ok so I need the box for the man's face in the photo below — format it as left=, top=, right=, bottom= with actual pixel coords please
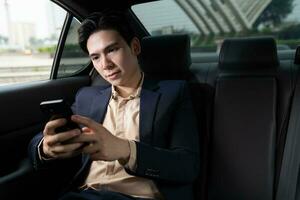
left=87, top=30, right=141, bottom=87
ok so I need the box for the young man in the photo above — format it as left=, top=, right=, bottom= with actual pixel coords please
left=29, top=11, right=199, bottom=200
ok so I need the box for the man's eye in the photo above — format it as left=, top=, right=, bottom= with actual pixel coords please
left=108, top=47, right=118, bottom=53
left=91, top=56, right=99, bottom=61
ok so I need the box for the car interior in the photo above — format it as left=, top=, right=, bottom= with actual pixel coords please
left=0, top=0, right=300, bottom=200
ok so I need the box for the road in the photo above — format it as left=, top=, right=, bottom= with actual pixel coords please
left=0, top=53, right=52, bottom=85
left=0, top=53, right=53, bottom=68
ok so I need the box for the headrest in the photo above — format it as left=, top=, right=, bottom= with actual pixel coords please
left=219, top=37, right=279, bottom=70
left=139, top=34, right=191, bottom=80
left=295, top=45, right=300, bottom=64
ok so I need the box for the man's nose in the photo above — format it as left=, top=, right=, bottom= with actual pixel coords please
left=101, top=55, right=113, bottom=69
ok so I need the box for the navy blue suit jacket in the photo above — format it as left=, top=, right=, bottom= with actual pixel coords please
left=29, top=77, right=200, bottom=200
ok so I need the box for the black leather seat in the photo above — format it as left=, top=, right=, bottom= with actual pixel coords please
left=139, top=34, right=191, bottom=80
left=205, top=37, right=296, bottom=200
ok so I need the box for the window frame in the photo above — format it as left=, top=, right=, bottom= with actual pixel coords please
left=51, top=13, right=92, bottom=79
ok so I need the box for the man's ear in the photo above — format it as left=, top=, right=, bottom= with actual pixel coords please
left=130, top=37, right=141, bottom=55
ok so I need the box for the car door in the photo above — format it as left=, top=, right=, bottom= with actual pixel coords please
left=0, top=1, right=91, bottom=199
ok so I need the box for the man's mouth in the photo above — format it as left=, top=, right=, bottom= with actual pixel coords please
left=106, top=70, right=121, bottom=79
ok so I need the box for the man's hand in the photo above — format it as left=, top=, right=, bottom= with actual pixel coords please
left=70, top=115, right=130, bottom=163
left=42, top=118, right=83, bottom=159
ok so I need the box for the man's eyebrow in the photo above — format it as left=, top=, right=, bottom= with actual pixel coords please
left=89, top=53, right=98, bottom=57
left=103, top=42, right=119, bottom=51
left=89, top=42, right=119, bottom=57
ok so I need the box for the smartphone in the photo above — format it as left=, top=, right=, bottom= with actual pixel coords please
left=40, top=99, right=80, bottom=133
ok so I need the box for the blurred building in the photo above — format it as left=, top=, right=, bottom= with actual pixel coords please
left=3, top=0, right=12, bottom=45
left=46, top=1, right=66, bottom=40
left=175, top=0, right=272, bottom=35
left=11, top=22, right=35, bottom=50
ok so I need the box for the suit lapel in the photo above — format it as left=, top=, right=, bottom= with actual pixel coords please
left=71, top=87, right=111, bottom=187
left=87, top=79, right=161, bottom=143
left=140, top=78, right=160, bottom=144
left=89, top=86, right=111, bottom=123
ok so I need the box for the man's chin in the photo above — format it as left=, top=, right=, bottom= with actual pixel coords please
left=107, top=79, right=123, bottom=86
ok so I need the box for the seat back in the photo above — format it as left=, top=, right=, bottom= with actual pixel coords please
left=207, top=37, right=280, bottom=200
left=139, top=34, right=191, bottom=80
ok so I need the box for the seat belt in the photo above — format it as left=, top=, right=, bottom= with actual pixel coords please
left=276, top=65, right=300, bottom=200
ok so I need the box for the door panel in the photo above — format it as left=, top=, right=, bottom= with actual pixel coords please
left=0, top=76, right=90, bottom=176
left=0, top=1, right=92, bottom=199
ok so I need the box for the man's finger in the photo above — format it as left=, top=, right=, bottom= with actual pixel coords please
left=44, top=118, right=67, bottom=135
left=69, top=134, right=95, bottom=144
left=55, top=150, right=82, bottom=159
left=47, top=129, right=81, bottom=145
left=71, top=115, right=97, bottom=129
left=51, top=142, right=84, bottom=154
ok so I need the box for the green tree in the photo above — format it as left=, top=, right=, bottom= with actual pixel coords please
left=278, top=24, right=300, bottom=39
left=254, top=0, right=294, bottom=27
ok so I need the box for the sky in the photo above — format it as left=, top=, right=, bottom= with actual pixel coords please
left=287, top=0, right=300, bottom=21
left=0, top=0, right=65, bottom=39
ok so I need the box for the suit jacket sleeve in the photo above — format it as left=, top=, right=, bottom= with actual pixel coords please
left=127, top=82, right=200, bottom=184
left=28, top=89, right=84, bottom=171
left=28, top=132, right=47, bottom=170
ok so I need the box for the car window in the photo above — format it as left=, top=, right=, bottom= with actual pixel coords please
left=57, top=17, right=90, bottom=78
left=132, top=0, right=300, bottom=53
left=0, top=0, right=66, bottom=86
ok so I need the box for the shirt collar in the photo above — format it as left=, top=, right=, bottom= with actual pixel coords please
left=111, top=72, right=144, bottom=100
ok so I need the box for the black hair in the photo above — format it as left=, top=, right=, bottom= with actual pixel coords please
left=78, top=10, right=135, bottom=53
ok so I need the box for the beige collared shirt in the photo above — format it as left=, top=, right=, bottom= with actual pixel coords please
left=83, top=74, right=162, bottom=199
